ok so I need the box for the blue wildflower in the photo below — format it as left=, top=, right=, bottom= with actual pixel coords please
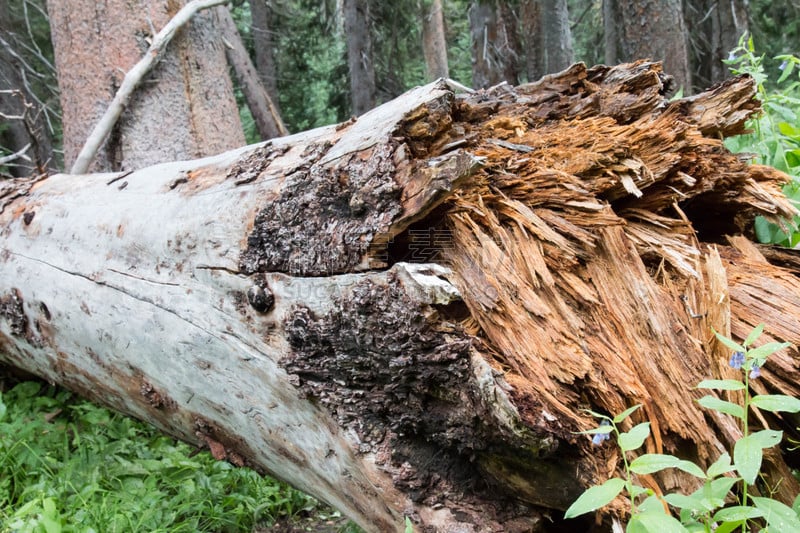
left=779, top=60, right=789, bottom=71
left=728, top=51, right=737, bottom=61
left=749, top=362, right=761, bottom=380
left=729, top=351, right=745, bottom=369
left=592, top=420, right=611, bottom=446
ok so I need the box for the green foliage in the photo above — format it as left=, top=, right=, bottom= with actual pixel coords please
left=749, top=0, right=800, bottom=82
left=565, top=324, right=798, bottom=532
left=568, top=0, right=604, bottom=69
left=0, top=381, right=351, bottom=532
left=723, top=36, right=800, bottom=246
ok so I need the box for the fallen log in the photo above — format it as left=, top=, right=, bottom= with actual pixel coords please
left=2, top=61, right=799, bottom=532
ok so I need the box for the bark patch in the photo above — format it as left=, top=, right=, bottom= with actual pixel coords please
left=0, top=288, right=29, bottom=339
left=280, top=274, right=533, bottom=511
left=240, top=142, right=403, bottom=276
left=282, top=274, right=474, bottom=444
left=226, top=143, right=289, bottom=186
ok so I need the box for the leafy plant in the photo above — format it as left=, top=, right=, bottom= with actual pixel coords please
left=724, top=35, right=800, bottom=246
left=0, top=381, right=356, bottom=532
left=565, top=324, right=800, bottom=532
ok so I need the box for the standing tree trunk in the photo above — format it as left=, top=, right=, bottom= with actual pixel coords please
left=685, top=0, right=749, bottom=90
left=0, top=0, right=55, bottom=176
left=46, top=0, right=245, bottom=172
left=216, top=6, right=286, bottom=139
left=603, top=0, right=619, bottom=65
left=604, top=0, right=692, bottom=93
left=468, top=0, right=521, bottom=88
left=421, top=0, right=449, bottom=80
left=710, top=0, right=748, bottom=83
left=3, top=65, right=800, bottom=531
left=250, top=0, right=281, bottom=115
left=521, top=0, right=574, bottom=82
left=342, top=0, right=376, bottom=116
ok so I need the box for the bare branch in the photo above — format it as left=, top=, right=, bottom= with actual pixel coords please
left=70, top=0, right=228, bottom=175
left=0, top=34, right=46, bottom=80
left=0, top=143, right=32, bottom=166
left=22, top=0, right=57, bottom=74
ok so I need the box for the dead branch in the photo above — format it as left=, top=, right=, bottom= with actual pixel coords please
left=0, top=143, right=32, bottom=167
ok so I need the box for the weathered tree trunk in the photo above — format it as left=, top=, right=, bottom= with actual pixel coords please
left=605, top=0, right=692, bottom=93
left=216, top=6, right=287, bottom=139
left=342, top=0, right=376, bottom=115
left=521, top=0, right=574, bottom=82
left=468, top=0, right=521, bottom=88
left=250, top=0, right=281, bottom=115
left=685, top=0, right=750, bottom=89
left=47, top=0, right=245, bottom=172
left=421, top=0, right=449, bottom=80
left=3, top=63, right=800, bottom=531
left=603, top=0, right=618, bottom=66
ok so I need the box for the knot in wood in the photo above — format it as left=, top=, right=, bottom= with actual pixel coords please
left=246, top=283, right=274, bottom=313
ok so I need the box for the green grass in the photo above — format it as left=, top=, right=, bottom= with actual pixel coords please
left=0, top=380, right=356, bottom=533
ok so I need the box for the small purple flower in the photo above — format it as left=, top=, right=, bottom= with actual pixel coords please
left=729, top=351, right=745, bottom=369
left=728, top=51, right=738, bottom=61
left=749, top=362, right=761, bottom=380
left=592, top=420, right=612, bottom=446
left=779, top=60, right=789, bottom=71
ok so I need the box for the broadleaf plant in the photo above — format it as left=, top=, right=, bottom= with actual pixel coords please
left=565, top=324, right=798, bottom=532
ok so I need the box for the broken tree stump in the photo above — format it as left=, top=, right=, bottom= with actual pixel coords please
left=2, top=61, right=799, bottom=531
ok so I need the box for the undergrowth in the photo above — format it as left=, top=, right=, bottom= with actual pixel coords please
left=566, top=325, right=800, bottom=532
left=724, top=35, right=800, bottom=246
left=0, top=380, right=357, bottom=533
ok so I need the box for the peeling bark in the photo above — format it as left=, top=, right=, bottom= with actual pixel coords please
left=2, top=64, right=800, bottom=531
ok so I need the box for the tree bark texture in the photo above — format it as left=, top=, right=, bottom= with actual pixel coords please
left=343, top=0, right=377, bottom=116
left=521, top=0, right=574, bottom=82
left=3, top=63, right=800, bottom=531
left=250, top=0, right=281, bottom=115
left=603, top=0, right=618, bottom=65
left=216, top=6, right=287, bottom=140
left=605, top=0, right=693, bottom=93
left=421, top=0, right=449, bottom=80
left=46, top=0, right=245, bottom=172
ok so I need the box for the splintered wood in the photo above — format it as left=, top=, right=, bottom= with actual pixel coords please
left=430, top=62, right=800, bottom=502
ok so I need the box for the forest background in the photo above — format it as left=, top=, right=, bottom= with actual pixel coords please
left=2, top=0, right=799, bottom=172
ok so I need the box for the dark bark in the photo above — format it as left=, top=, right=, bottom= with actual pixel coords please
left=250, top=0, right=280, bottom=114
left=603, top=0, right=618, bottom=64
left=521, top=0, right=574, bottom=82
left=605, top=0, right=692, bottom=93
left=216, top=6, right=286, bottom=139
left=685, top=0, right=749, bottom=90
left=421, top=0, right=449, bottom=80
left=343, top=0, right=377, bottom=116
left=468, top=0, right=522, bottom=88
